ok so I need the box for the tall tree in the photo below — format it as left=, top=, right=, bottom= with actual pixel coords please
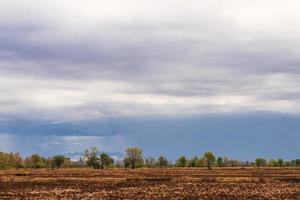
left=189, top=156, right=199, bottom=167
left=100, top=153, right=114, bottom=169
left=158, top=155, right=168, bottom=168
left=51, top=155, right=66, bottom=169
left=176, top=156, right=187, bottom=167
left=277, top=159, right=283, bottom=167
left=125, top=147, right=143, bottom=169
left=255, top=158, right=266, bottom=168
left=84, top=147, right=100, bottom=169
left=217, top=157, right=223, bottom=167
left=203, top=152, right=216, bottom=170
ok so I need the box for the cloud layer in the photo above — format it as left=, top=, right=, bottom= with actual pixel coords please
left=1, top=114, right=300, bottom=160
left=1, top=0, right=300, bottom=121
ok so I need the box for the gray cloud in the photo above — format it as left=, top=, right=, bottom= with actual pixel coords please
left=1, top=0, right=300, bottom=121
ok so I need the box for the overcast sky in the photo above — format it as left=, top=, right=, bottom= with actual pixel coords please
left=0, top=1, right=300, bottom=159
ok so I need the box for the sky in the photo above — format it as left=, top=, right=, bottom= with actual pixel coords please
left=0, top=0, right=300, bottom=161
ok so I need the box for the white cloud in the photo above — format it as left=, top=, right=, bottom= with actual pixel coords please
left=0, top=0, right=300, bottom=120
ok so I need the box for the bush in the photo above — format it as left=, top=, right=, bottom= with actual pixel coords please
left=24, top=154, right=46, bottom=168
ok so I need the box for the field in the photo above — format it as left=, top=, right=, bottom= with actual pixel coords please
left=0, top=168, right=300, bottom=200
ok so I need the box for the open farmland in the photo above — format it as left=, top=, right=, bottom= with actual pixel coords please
left=0, top=168, right=300, bottom=199
left=0, top=168, right=300, bottom=200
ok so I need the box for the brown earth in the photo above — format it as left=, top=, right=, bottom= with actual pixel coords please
left=0, top=168, right=300, bottom=199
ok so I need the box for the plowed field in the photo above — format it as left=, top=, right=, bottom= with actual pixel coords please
left=0, top=168, right=300, bottom=199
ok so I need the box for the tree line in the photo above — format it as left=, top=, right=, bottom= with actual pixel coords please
left=1, top=147, right=300, bottom=169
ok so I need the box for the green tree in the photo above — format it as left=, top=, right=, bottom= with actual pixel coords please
left=203, top=152, right=216, bottom=170
left=189, top=156, right=199, bottom=167
left=255, top=158, right=266, bottom=168
left=84, top=147, right=100, bottom=169
left=24, top=154, right=46, bottom=168
left=51, top=155, right=66, bottom=168
left=158, top=155, right=168, bottom=168
left=123, top=157, right=131, bottom=168
left=277, top=159, right=283, bottom=167
left=125, top=147, right=143, bottom=169
left=100, top=153, right=114, bottom=169
left=0, top=152, right=23, bottom=168
left=267, top=159, right=278, bottom=167
left=176, top=156, right=187, bottom=167
left=217, top=157, right=223, bottom=167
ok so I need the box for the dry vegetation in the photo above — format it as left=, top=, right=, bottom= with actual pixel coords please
left=0, top=168, right=300, bottom=200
